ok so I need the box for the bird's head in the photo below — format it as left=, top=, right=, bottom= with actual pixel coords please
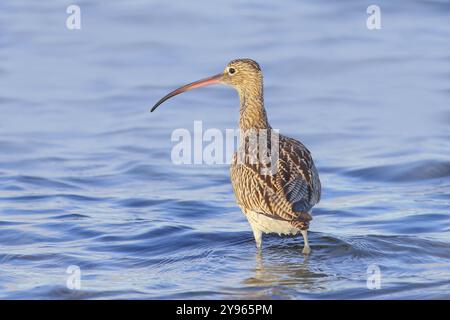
left=220, top=59, right=262, bottom=89
left=151, top=59, right=262, bottom=112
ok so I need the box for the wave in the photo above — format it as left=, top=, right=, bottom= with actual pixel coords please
left=344, top=160, right=450, bottom=182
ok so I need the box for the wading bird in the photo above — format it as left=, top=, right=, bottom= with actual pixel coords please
left=151, top=59, right=321, bottom=254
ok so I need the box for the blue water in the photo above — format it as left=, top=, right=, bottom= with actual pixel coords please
left=0, top=0, right=449, bottom=299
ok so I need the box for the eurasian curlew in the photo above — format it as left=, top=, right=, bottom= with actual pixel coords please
left=151, top=59, right=321, bottom=254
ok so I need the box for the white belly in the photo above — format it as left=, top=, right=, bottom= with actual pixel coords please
left=245, top=210, right=300, bottom=236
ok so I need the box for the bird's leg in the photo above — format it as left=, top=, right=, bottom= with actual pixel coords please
left=300, top=229, right=311, bottom=255
left=250, top=225, right=262, bottom=249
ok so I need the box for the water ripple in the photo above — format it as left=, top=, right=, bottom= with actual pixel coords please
left=0, top=0, right=449, bottom=300
left=345, top=160, right=450, bottom=182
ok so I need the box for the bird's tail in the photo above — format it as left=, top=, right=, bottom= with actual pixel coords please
left=290, top=212, right=312, bottom=230
left=290, top=220, right=309, bottom=230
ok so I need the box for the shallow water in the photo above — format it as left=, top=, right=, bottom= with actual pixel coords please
left=0, top=0, right=449, bottom=299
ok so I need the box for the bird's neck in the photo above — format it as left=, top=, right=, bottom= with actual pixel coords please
left=238, top=86, right=271, bottom=132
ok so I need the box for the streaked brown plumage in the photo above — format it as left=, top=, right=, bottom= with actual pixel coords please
left=151, top=58, right=321, bottom=254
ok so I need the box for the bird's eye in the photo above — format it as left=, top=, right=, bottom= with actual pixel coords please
left=228, top=68, right=236, bottom=75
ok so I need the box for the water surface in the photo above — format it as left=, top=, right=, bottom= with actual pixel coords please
left=0, top=0, right=449, bottom=299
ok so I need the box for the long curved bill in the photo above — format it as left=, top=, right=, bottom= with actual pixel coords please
left=151, top=73, right=223, bottom=112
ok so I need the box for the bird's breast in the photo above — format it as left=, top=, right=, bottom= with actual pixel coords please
left=245, top=210, right=300, bottom=236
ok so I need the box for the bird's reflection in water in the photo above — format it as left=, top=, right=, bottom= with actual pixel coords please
left=242, top=243, right=329, bottom=298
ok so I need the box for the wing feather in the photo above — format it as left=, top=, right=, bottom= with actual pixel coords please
left=230, top=134, right=321, bottom=223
